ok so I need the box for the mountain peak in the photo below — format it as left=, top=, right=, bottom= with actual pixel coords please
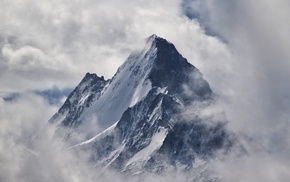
left=143, top=35, right=211, bottom=97
left=143, top=35, right=185, bottom=67
left=48, top=35, right=232, bottom=176
left=146, top=34, right=159, bottom=42
left=51, top=34, right=212, bottom=140
left=146, top=34, right=173, bottom=48
left=84, top=72, right=105, bottom=81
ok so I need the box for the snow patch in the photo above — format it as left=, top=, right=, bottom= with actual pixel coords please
left=102, top=144, right=125, bottom=168
left=78, top=94, right=90, bottom=106
left=79, top=40, right=157, bottom=135
left=148, top=98, right=163, bottom=123
left=129, top=79, right=152, bottom=107
left=156, top=87, right=168, bottom=95
left=126, top=127, right=168, bottom=166
left=73, top=122, right=118, bottom=147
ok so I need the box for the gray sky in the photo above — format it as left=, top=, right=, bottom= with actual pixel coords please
left=0, top=0, right=290, bottom=181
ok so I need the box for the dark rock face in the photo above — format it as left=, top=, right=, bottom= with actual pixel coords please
left=149, top=35, right=212, bottom=100
left=85, top=88, right=232, bottom=173
left=50, top=35, right=234, bottom=175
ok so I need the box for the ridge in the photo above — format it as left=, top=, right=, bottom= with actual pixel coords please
left=48, top=35, right=235, bottom=176
left=50, top=35, right=213, bottom=137
left=49, top=72, right=108, bottom=127
left=50, top=35, right=219, bottom=163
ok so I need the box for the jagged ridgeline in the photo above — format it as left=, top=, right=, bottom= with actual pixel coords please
left=49, top=35, right=234, bottom=175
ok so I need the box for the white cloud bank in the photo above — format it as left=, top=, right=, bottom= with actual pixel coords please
left=0, top=0, right=290, bottom=181
left=0, top=0, right=230, bottom=92
left=183, top=0, right=290, bottom=181
left=187, top=0, right=290, bottom=152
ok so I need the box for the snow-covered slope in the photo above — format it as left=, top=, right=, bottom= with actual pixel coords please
left=50, top=34, right=234, bottom=175
left=51, top=35, right=160, bottom=138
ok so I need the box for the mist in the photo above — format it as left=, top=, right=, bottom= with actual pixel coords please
left=1, top=0, right=290, bottom=181
left=182, top=0, right=290, bottom=181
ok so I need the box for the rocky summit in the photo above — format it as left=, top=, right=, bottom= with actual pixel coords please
left=50, top=35, right=235, bottom=177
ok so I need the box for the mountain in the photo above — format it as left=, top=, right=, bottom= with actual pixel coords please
left=50, top=34, right=235, bottom=176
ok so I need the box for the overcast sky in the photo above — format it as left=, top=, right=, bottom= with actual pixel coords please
left=1, top=0, right=290, bottom=181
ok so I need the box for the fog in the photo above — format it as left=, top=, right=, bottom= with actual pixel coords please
left=1, top=0, right=290, bottom=181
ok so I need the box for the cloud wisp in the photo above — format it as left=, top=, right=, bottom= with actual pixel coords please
left=0, top=0, right=230, bottom=93
left=182, top=1, right=290, bottom=181
left=1, top=0, right=290, bottom=181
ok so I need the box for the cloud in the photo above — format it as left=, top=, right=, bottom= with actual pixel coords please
left=207, top=138, right=290, bottom=182
left=191, top=0, right=290, bottom=147
left=0, top=93, right=215, bottom=182
left=0, top=1, right=234, bottom=180
left=0, top=93, right=105, bottom=182
left=1, top=0, right=290, bottom=181
left=181, top=0, right=290, bottom=181
left=0, top=0, right=231, bottom=93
